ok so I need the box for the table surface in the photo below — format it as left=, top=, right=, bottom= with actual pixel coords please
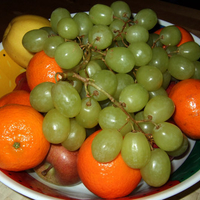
left=1, top=0, right=200, bottom=199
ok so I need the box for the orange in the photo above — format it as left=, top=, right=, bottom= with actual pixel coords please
left=77, top=130, right=141, bottom=198
left=0, top=90, right=31, bottom=107
left=169, top=79, right=200, bottom=139
left=26, top=50, right=63, bottom=90
left=154, top=25, right=194, bottom=46
left=0, top=104, right=50, bottom=171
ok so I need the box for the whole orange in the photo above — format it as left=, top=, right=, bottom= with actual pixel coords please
left=26, top=50, right=63, bottom=90
left=169, top=79, right=200, bottom=139
left=0, top=90, right=31, bottom=107
left=0, top=104, right=50, bottom=171
left=154, top=25, right=194, bottom=46
left=77, top=130, right=141, bottom=198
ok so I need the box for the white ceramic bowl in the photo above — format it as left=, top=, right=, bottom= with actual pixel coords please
left=0, top=17, right=200, bottom=200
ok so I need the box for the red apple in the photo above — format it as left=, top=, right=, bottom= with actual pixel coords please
left=166, top=81, right=177, bottom=95
left=34, top=144, right=81, bottom=186
left=14, top=72, right=31, bottom=92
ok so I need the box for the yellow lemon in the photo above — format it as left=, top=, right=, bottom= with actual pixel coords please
left=2, top=15, right=50, bottom=69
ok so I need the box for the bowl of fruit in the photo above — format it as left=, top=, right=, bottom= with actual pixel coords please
left=1, top=1, right=200, bottom=200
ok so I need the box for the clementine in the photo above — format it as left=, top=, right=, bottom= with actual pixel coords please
left=0, top=104, right=50, bottom=171
left=0, top=90, right=31, bottom=107
left=77, top=130, right=141, bottom=198
left=26, top=50, right=63, bottom=90
left=154, top=25, right=194, bottom=46
left=169, top=79, right=200, bottom=139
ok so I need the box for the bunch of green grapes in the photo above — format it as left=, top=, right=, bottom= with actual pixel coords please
left=22, top=1, right=200, bottom=188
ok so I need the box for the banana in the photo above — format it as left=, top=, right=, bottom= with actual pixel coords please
left=2, top=15, right=50, bottom=69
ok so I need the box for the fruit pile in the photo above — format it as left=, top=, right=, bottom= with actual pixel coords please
left=1, top=1, right=200, bottom=199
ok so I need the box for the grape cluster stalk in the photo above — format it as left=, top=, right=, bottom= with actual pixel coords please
left=23, top=1, right=200, bottom=188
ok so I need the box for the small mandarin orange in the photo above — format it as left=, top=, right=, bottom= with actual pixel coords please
left=77, top=129, right=141, bottom=198
left=169, top=79, right=200, bottom=139
left=26, top=50, right=63, bottom=90
left=0, top=104, right=50, bottom=171
left=0, top=90, right=31, bottom=107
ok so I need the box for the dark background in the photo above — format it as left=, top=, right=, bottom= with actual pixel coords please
left=0, top=0, right=200, bottom=41
left=1, top=0, right=200, bottom=40
left=162, top=0, right=200, bottom=10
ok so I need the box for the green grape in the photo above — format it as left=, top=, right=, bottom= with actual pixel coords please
left=50, top=7, right=71, bottom=33
left=57, top=17, right=79, bottom=39
left=191, top=61, right=200, bottom=79
left=79, top=84, right=87, bottom=99
left=110, top=1, right=131, bottom=21
left=85, top=61, right=102, bottom=77
left=148, top=46, right=169, bottom=73
left=93, top=59, right=107, bottom=69
left=43, top=35, right=64, bottom=58
left=51, top=81, right=82, bottom=118
left=67, top=77, right=83, bottom=93
left=128, top=42, right=152, bottom=66
left=54, top=41, right=83, bottom=69
left=168, top=55, right=195, bottom=80
left=110, top=39, right=128, bottom=48
left=109, top=19, right=129, bottom=40
left=91, top=50, right=104, bottom=60
left=79, top=70, right=87, bottom=79
left=148, top=87, right=168, bottom=99
left=121, top=132, right=151, bottom=169
left=61, top=118, right=86, bottom=151
left=73, top=12, right=93, bottom=36
left=22, top=29, right=48, bottom=53
left=105, top=47, right=135, bottom=73
left=165, top=46, right=178, bottom=57
left=152, top=122, right=183, bottom=151
left=147, top=33, right=163, bottom=48
left=136, top=65, right=163, bottom=91
left=125, top=24, right=149, bottom=43
left=98, top=106, right=133, bottom=136
left=91, top=128, right=123, bottom=163
left=88, top=70, right=118, bottom=101
left=134, top=111, right=155, bottom=134
left=88, top=24, right=113, bottom=50
left=75, top=97, right=102, bottom=128
left=98, top=98, right=112, bottom=109
left=40, top=26, right=57, bottom=36
left=79, top=60, right=102, bottom=78
left=134, top=8, right=157, bottom=30
left=42, top=108, right=70, bottom=144
left=166, top=135, right=189, bottom=157
left=89, top=4, right=114, bottom=25
left=177, top=41, right=200, bottom=61
left=119, top=83, right=149, bottom=113
left=160, top=25, right=181, bottom=46
left=143, top=95, right=175, bottom=123
left=81, top=34, right=89, bottom=45
left=140, top=148, right=171, bottom=187
left=30, top=82, right=54, bottom=113
left=113, top=73, right=134, bottom=100
left=162, top=70, right=172, bottom=89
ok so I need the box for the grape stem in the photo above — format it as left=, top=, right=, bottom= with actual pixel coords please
left=56, top=71, right=152, bottom=140
left=76, top=73, right=134, bottom=118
